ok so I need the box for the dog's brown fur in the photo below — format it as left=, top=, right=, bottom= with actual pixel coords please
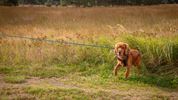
left=113, top=42, right=141, bottom=78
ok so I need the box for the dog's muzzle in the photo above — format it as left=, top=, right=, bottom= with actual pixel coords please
left=116, top=53, right=124, bottom=61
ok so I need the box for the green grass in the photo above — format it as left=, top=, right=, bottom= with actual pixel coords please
left=0, top=63, right=177, bottom=88
left=4, top=75, right=26, bottom=84
left=0, top=64, right=67, bottom=78
left=25, top=85, right=90, bottom=100
left=0, top=86, right=35, bottom=100
left=0, top=63, right=177, bottom=99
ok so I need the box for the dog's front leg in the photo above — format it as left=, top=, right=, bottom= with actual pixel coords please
left=113, top=62, right=122, bottom=76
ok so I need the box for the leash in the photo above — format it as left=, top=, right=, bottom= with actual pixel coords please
left=0, top=33, right=114, bottom=50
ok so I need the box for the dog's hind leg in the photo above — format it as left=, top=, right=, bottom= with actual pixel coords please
left=136, top=62, right=141, bottom=76
left=125, top=67, right=131, bottom=79
left=135, top=55, right=141, bottom=76
left=125, top=54, right=132, bottom=79
left=113, top=62, right=122, bottom=76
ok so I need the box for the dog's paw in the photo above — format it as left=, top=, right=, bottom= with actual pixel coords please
left=112, top=71, right=117, bottom=76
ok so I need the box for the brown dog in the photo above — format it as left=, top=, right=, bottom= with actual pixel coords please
left=113, top=42, right=141, bottom=78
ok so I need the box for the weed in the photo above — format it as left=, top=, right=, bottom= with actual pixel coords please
left=4, top=75, right=26, bottom=84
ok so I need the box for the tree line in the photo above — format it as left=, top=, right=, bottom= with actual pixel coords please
left=1, top=0, right=178, bottom=6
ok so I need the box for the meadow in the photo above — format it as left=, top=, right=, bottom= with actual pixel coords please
left=0, top=4, right=178, bottom=99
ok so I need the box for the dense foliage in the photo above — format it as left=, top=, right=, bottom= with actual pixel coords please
left=0, top=0, right=178, bottom=6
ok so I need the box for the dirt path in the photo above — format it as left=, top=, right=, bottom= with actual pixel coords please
left=25, top=77, right=178, bottom=99
left=0, top=74, right=178, bottom=99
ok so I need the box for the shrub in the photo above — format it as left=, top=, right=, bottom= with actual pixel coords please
left=122, top=34, right=178, bottom=67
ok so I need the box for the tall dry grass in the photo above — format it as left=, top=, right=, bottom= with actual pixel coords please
left=0, top=5, right=178, bottom=36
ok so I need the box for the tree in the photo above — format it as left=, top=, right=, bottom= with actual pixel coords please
left=3, top=0, right=19, bottom=6
left=1, top=0, right=178, bottom=6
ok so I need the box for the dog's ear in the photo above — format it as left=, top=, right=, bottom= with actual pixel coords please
left=114, top=44, right=118, bottom=54
left=123, top=43, right=130, bottom=55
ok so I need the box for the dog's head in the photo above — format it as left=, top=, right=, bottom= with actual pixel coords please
left=114, top=42, right=130, bottom=60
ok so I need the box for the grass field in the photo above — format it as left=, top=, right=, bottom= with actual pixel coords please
left=0, top=5, right=178, bottom=99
